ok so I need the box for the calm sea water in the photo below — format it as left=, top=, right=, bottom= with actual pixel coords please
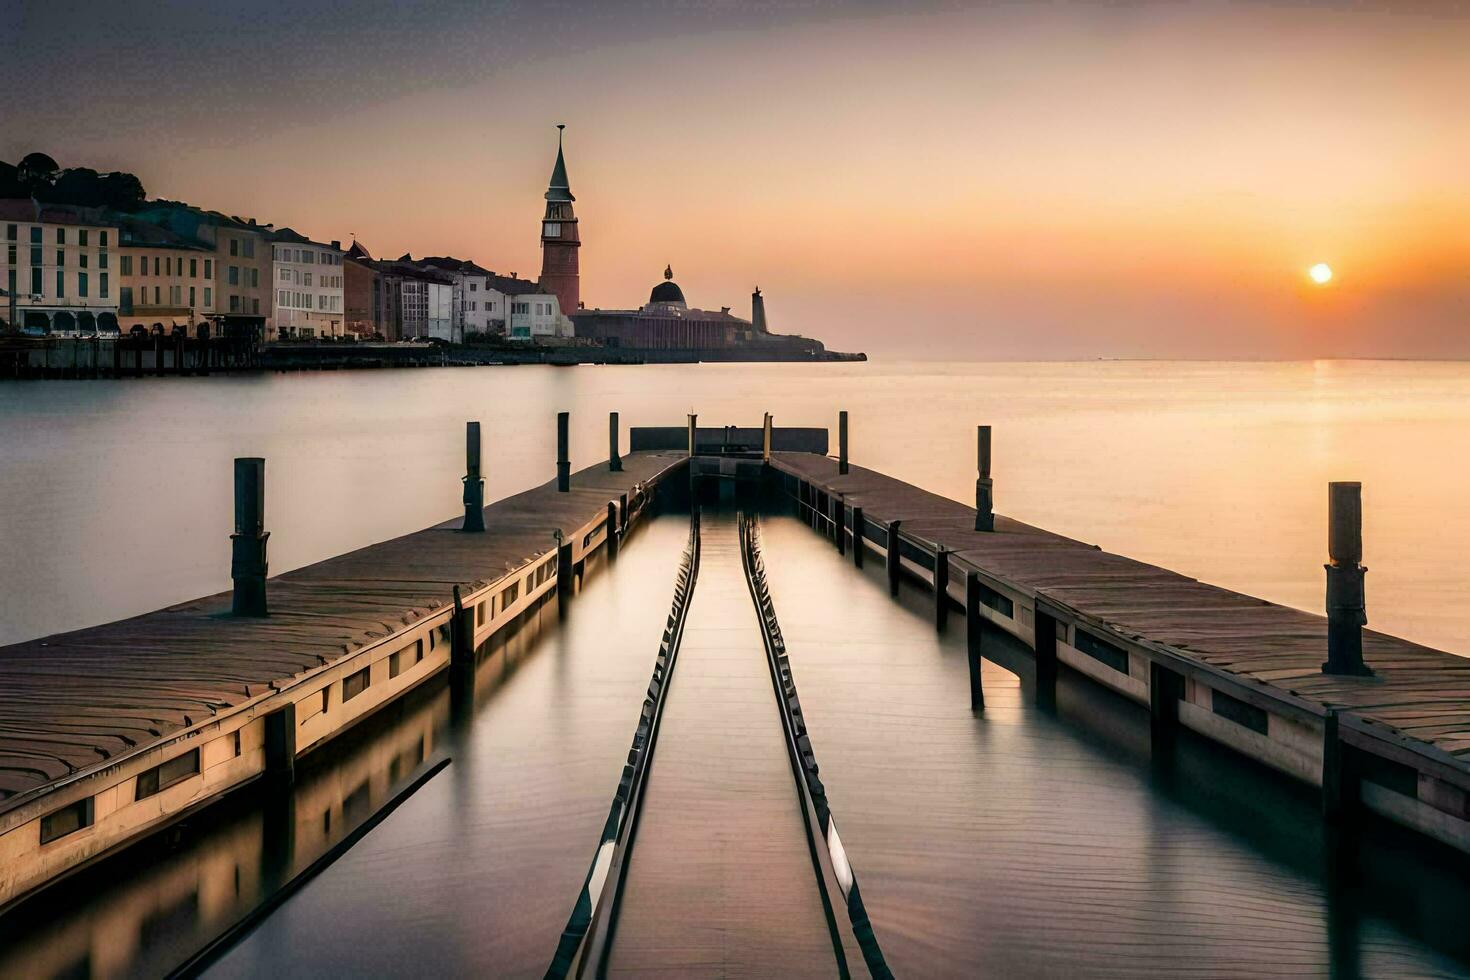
left=3, top=359, right=1469, bottom=652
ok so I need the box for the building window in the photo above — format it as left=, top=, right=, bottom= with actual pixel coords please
left=230, top=294, right=240, bottom=312
left=280, top=268, right=291, bottom=282
left=204, top=259, right=212, bottom=278
left=30, top=245, right=40, bottom=266
left=119, top=286, right=133, bottom=313
left=79, top=230, right=88, bottom=247
left=250, top=268, right=259, bottom=288
left=228, top=266, right=239, bottom=286
left=40, top=797, right=93, bottom=845
left=190, top=286, right=195, bottom=306
left=56, top=227, right=65, bottom=244
left=154, top=285, right=160, bottom=304
left=98, top=251, right=107, bottom=269
left=153, top=256, right=160, bottom=276
left=5, top=224, right=14, bottom=241
left=100, top=231, right=108, bottom=247
left=243, top=238, right=254, bottom=258
left=30, top=267, right=41, bottom=295
left=78, top=272, right=88, bottom=297
left=165, top=256, right=172, bottom=276
left=170, top=285, right=181, bottom=305
left=80, top=253, right=88, bottom=269
left=204, top=287, right=212, bottom=306
left=190, top=258, right=197, bottom=277
left=100, top=273, right=108, bottom=299
left=56, top=270, right=64, bottom=297
left=252, top=298, right=259, bottom=314
left=229, top=238, right=238, bottom=256
left=56, top=249, right=65, bottom=267
left=135, top=749, right=200, bottom=800
left=30, top=227, right=41, bottom=243
left=6, top=244, right=14, bottom=265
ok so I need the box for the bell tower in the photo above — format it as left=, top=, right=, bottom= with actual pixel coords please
left=538, top=124, right=580, bottom=315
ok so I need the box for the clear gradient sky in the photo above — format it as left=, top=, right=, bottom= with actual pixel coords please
left=5, top=0, right=1467, bottom=358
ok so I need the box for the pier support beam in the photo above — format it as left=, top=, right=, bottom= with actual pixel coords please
left=1321, top=708, right=1361, bottom=821
left=556, top=531, right=574, bottom=603
left=1323, top=482, right=1372, bottom=676
left=556, top=412, right=570, bottom=492
left=687, top=413, right=697, bottom=457
left=886, top=520, right=902, bottom=596
left=934, top=547, right=950, bottom=632
left=1034, top=608, right=1059, bottom=707
left=834, top=496, right=846, bottom=556
left=763, top=413, right=772, bottom=462
left=965, top=572, right=984, bottom=709
left=607, top=500, right=620, bottom=560
left=462, top=421, right=485, bottom=533
left=450, top=586, right=476, bottom=718
left=230, top=457, right=269, bottom=617
left=263, top=703, right=296, bottom=788
left=839, top=410, right=849, bottom=475
left=609, top=412, right=622, bottom=472
left=1149, top=661, right=1185, bottom=750
left=619, top=492, right=630, bottom=536
left=975, top=425, right=994, bottom=532
left=851, top=506, right=864, bottom=568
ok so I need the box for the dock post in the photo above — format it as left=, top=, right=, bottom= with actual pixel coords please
left=1321, top=708, right=1360, bottom=821
left=1034, top=608, right=1059, bottom=707
left=154, top=333, right=165, bottom=376
left=556, top=530, right=574, bottom=602
left=934, top=547, right=950, bottom=632
left=230, top=457, right=269, bottom=617
left=834, top=495, right=846, bottom=556
left=462, top=421, right=485, bottom=532
left=619, top=492, right=630, bottom=535
left=1149, top=661, right=1184, bottom=750
left=263, top=703, right=297, bottom=788
left=763, top=413, right=772, bottom=462
left=556, top=412, right=570, bottom=492
left=609, top=411, right=622, bottom=472
left=886, top=520, right=902, bottom=596
left=975, top=425, right=995, bottom=532
left=851, top=506, right=864, bottom=568
left=606, top=500, right=620, bottom=559
left=839, top=410, right=849, bottom=475
left=687, top=413, right=697, bottom=456
left=450, top=586, right=475, bottom=716
left=966, top=571, right=984, bottom=708
left=1323, top=482, right=1372, bottom=676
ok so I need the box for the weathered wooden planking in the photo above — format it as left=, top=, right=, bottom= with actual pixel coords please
left=0, top=451, right=686, bottom=806
left=771, top=453, right=1470, bottom=769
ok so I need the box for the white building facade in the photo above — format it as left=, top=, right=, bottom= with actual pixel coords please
left=1, top=201, right=119, bottom=335
left=270, top=231, right=345, bottom=340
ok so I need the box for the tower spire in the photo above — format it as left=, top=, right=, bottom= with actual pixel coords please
left=545, top=124, right=574, bottom=203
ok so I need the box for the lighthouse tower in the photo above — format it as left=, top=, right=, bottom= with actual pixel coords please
left=538, top=125, right=580, bottom=315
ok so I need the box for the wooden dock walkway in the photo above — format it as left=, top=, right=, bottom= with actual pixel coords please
left=0, top=449, right=688, bottom=909
left=769, top=451, right=1470, bottom=854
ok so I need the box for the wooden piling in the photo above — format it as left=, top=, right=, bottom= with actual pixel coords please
left=838, top=410, right=849, bottom=475
left=556, top=412, right=571, bottom=492
left=462, top=421, right=486, bottom=533
left=834, top=495, right=846, bottom=556
left=1149, top=661, right=1184, bottom=749
left=762, top=412, right=772, bottom=462
left=687, top=413, right=697, bottom=457
left=607, top=500, right=620, bottom=559
left=556, top=532, right=574, bottom=601
left=886, top=519, right=902, bottom=596
left=1321, top=708, right=1360, bottom=821
left=230, top=458, right=269, bottom=617
left=154, top=334, right=165, bottom=377
left=609, top=412, right=623, bottom=472
left=1034, top=608, right=1059, bottom=706
left=851, top=506, right=864, bottom=568
left=619, top=492, right=630, bottom=536
left=975, top=425, right=994, bottom=532
left=934, top=547, right=950, bottom=632
left=1323, top=482, right=1371, bottom=676
left=965, top=572, right=984, bottom=709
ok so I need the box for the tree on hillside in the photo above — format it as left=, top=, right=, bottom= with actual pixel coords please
left=16, top=152, right=60, bottom=193
left=0, top=154, right=148, bottom=209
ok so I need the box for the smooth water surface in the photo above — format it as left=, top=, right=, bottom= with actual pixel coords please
left=4, top=360, right=1469, bottom=653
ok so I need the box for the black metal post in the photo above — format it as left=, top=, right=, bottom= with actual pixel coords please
left=462, top=421, right=485, bottom=532
left=839, top=410, right=849, bottom=475
left=1323, top=482, right=1371, bottom=676
left=556, top=411, right=570, bottom=492
left=607, top=500, right=620, bottom=559
left=231, top=457, right=269, bottom=616
left=934, top=547, right=950, bottom=632
left=886, top=519, right=902, bottom=596
left=975, top=425, right=994, bottom=532
left=609, top=411, right=622, bottom=472
left=966, top=571, right=984, bottom=709
left=851, top=506, right=864, bottom=568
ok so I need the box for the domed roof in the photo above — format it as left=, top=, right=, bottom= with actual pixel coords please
left=649, top=280, right=686, bottom=306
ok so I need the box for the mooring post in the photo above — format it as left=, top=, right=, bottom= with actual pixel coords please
left=834, top=495, right=846, bottom=556
left=556, top=530, right=574, bottom=603
left=606, top=500, right=620, bottom=559
left=555, top=411, right=571, bottom=492
left=687, top=413, right=697, bottom=457
left=1149, top=661, right=1183, bottom=750
left=450, top=586, right=475, bottom=717
left=839, top=410, right=849, bottom=475
left=230, top=457, right=269, bottom=616
left=462, top=421, right=485, bottom=532
left=851, top=505, right=864, bottom=568
left=1321, top=707, right=1361, bottom=821
left=619, top=491, right=630, bottom=535
left=154, top=333, right=165, bottom=377
left=609, top=411, right=622, bottom=472
left=934, top=546, right=950, bottom=632
left=975, top=424, right=995, bottom=532
left=763, top=412, right=772, bottom=463
left=886, top=519, right=902, bottom=596
left=965, top=572, right=985, bottom=708
left=1323, top=482, right=1371, bottom=676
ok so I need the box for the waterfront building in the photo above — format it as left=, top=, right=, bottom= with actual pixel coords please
left=0, top=199, right=119, bottom=334
left=270, top=230, right=345, bottom=340
left=537, top=126, right=580, bottom=317
left=343, top=240, right=381, bottom=338
left=372, top=256, right=454, bottom=341
left=132, top=204, right=274, bottom=341
left=114, top=214, right=215, bottom=335
left=420, top=255, right=570, bottom=341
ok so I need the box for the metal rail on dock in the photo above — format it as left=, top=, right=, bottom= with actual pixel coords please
left=546, top=511, right=702, bottom=979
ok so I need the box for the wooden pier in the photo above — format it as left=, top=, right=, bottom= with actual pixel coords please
left=771, top=448, right=1470, bottom=855
left=0, top=442, right=687, bottom=910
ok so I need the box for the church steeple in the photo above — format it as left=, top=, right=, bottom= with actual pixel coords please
left=539, top=124, right=581, bottom=315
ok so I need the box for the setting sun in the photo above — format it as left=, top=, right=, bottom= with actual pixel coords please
left=1309, top=262, right=1334, bottom=285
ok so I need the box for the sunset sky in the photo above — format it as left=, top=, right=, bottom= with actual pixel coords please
left=6, top=0, right=1467, bottom=358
